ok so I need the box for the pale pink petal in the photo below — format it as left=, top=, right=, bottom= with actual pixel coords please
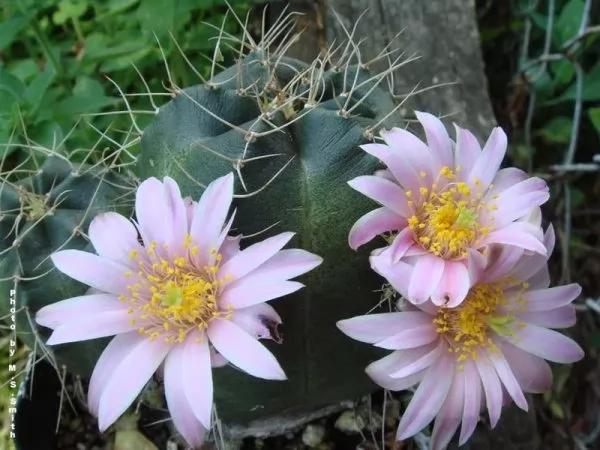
left=527, top=264, right=551, bottom=289
left=88, top=332, right=142, bottom=417
left=36, top=294, right=124, bottom=329
left=487, top=177, right=549, bottom=227
left=499, top=342, right=552, bottom=394
left=488, top=167, right=528, bottom=195
left=523, top=284, right=581, bottom=311
left=211, top=208, right=237, bottom=265
left=88, top=212, right=142, bottom=266
left=430, top=371, right=463, bottom=450
left=347, top=175, right=411, bottom=217
left=454, top=125, right=481, bottom=178
left=467, top=249, right=486, bottom=287
left=480, top=245, right=524, bottom=283
left=135, top=177, right=171, bottom=252
left=230, top=249, right=322, bottom=285
left=348, top=207, right=407, bottom=250
left=182, top=332, right=213, bottom=428
left=336, top=312, right=430, bottom=344
left=207, top=319, right=286, bottom=380
left=51, top=250, right=133, bottom=296
left=415, top=111, right=453, bottom=168
left=164, top=177, right=190, bottom=257
left=487, top=350, right=528, bottom=411
left=375, top=322, right=438, bottom=350
left=390, top=227, right=416, bottom=262
left=189, top=173, right=234, bottom=266
left=97, top=337, right=170, bottom=431
left=183, top=197, right=196, bottom=227
left=432, top=260, right=470, bottom=307
left=474, top=356, right=503, bottom=427
left=510, top=324, right=584, bottom=363
left=361, top=143, right=423, bottom=190
left=389, top=341, right=444, bottom=378
left=396, top=353, right=455, bottom=440
left=370, top=251, right=413, bottom=299
left=230, top=303, right=281, bottom=340
left=459, top=361, right=482, bottom=444
left=46, top=310, right=135, bottom=345
left=219, top=232, right=295, bottom=280
left=518, top=306, right=576, bottom=329
left=220, top=235, right=242, bottom=262
left=408, top=254, right=445, bottom=304
left=380, top=128, right=437, bottom=186
left=478, top=222, right=546, bottom=255
left=164, top=343, right=206, bottom=447
left=219, top=280, right=304, bottom=310
left=468, top=127, right=507, bottom=189
left=210, top=348, right=228, bottom=368
left=374, top=168, right=396, bottom=182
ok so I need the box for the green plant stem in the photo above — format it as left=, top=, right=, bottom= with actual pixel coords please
left=28, top=19, right=63, bottom=78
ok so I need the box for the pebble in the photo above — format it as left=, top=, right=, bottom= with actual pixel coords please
left=302, top=424, right=326, bottom=447
left=334, top=410, right=366, bottom=434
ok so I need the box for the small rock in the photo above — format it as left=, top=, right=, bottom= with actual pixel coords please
left=253, top=438, right=265, bottom=449
left=302, top=424, right=326, bottom=447
left=334, top=410, right=366, bottom=434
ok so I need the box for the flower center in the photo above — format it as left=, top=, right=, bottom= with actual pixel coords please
left=406, top=167, right=496, bottom=259
left=119, top=235, right=233, bottom=344
left=432, top=281, right=527, bottom=367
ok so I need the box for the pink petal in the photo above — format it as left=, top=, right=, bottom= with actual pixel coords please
left=518, top=305, right=576, bottom=329
left=207, top=319, right=286, bottom=380
left=219, top=232, right=295, bottom=281
left=370, top=250, right=413, bottom=299
left=163, top=177, right=189, bottom=257
left=488, top=177, right=549, bottom=227
left=36, top=294, right=124, bottom=329
left=347, top=175, right=411, bottom=217
left=135, top=177, right=171, bottom=253
left=454, top=125, right=481, bottom=178
left=210, top=348, right=228, bottom=368
left=375, top=322, right=438, bottom=350
left=51, top=250, right=133, bottom=296
left=88, top=332, right=142, bottom=417
left=430, top=374, right=463, bottom=450
left=230, top=249, right=322, bottom=285
left=97, top=337, right=170, bottom=431
left=164, top=343, right=206, bottom=447
left=348, top=207, right=407, bottom=250
left=480, top=245, right=524, bottom=283
left=523, top=284, right=581, bottom=312
left=431, top=260, right=470, bottom=307
left=220, top=235, right=242, bottom=262
left=487, top=349, right=528, bottom=411
left=488, top=167, right=528, bottom=195
left=467, top=127, right=507, bottom=189
left=380, top=128, right=437, bottom=186
left=88, top=212, right=142, bottom=266
left=390, top=227, right=416, bottom=262
left=230, top=303, right=282, bottom=340
left=396, top=353, right=455, bottom=440
left=46, top=310, right=135, bottom=345
left=510, top=324, right=584, bottom=364
left=459, top=361, right=482, bottom=445
left=478, top=222, right=546, bottom=255
left=474, top=356, right=503, bottom=427
left=182, top=332, right=213, bottom=428
left=337, top=312, right=432, bottom=344
left=189, top=173, right=234, bottom=266
left=408, top=254, right=445, bottom=304
left=415, top=111, right=453, bottom=168
left=219, top=280, right=304, bottom=309
left=361, top=143, right=423, bottom=191
left=389, top=341, right=444, bottom=378
left=499, top=341, right=552, bottom=394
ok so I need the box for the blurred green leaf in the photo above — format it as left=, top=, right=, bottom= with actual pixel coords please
left=570, top=187, right=585, bottom=209
left=588, top=107, right=600, bottom=135
left=545, top=62, right=600, bottom=104
left=550, top=59, right=575, bottom=87
left=136, top=0, right=175, bottom=36
left=23, top=68, right=56, bottom=112
left=54, top=76, right=117, bottom=116
left=537, top=116, right=572, bottom=143
left=0, top=70, right=25, bottom=103
left=554, top=0, right=584, bottom=46
left=52, top=0, right=88, bottom=25
left=0, top=13, right=30, bottom=50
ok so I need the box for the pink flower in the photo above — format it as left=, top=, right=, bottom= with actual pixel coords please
left=347, top=112, right=550, bottom=306
left=337, top=225, right=583, bottom=450
left=36, top=173, right=322, bottom=448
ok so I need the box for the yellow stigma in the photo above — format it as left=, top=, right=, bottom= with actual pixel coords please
left=408, top=167, right=495, bottom=259
left=432, top=282, right=527, bottom=364
left=122, top=238, right=233, bottom=344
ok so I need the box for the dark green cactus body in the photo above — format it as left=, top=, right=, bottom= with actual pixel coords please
left=137, top=50, right=402, bottom=423
left=0, top=156, right=133, bottom=378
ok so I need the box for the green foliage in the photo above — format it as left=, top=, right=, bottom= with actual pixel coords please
left=0, top=155, right=134, bottom=378
left=0, top=0, right=250, bottom=166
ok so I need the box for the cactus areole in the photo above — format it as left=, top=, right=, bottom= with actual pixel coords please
left=136, top=50, right=404, bottom=423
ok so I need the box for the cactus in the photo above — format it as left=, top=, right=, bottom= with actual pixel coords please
left=134, top=11, right=413, bottom=424
left=0, top=153, right=134, bottom=378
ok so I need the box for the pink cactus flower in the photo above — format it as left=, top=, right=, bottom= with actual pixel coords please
left=348, top=112, right=550, bottom=306
left=337, top=225, right=583, bottom=450
left=36, top=173, right=322, bottom=448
